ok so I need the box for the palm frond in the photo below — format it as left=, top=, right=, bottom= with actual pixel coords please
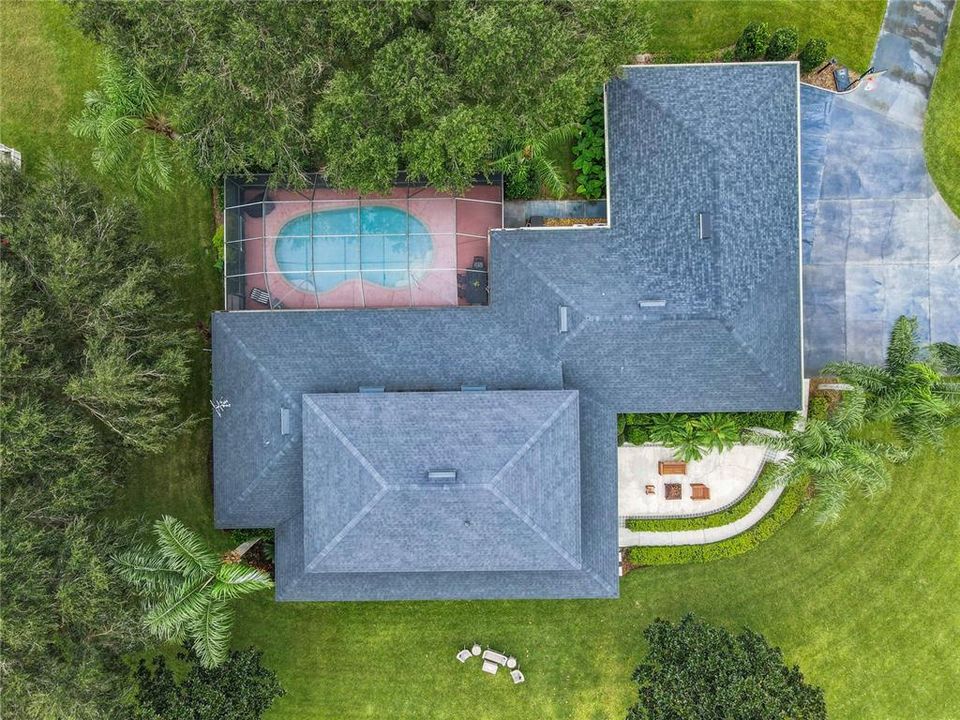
left=153, top=515, right=219, bottom=578
left=186, top=597, right=233, bottom=668
left=821, top=361, right=890, bottom=395
left=211, top=562, right=274, bottom=600
left=144, top=577, right=212, bottom=636
left=885, top=315, right=920, bottom=375
left=112, top=546, right=182, bottom=591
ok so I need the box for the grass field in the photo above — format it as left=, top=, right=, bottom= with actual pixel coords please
left=6, top=2, right=959, bottom=720
left=926, top=12, right=960, bottom=217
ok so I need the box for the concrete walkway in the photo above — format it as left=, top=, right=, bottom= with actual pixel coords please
left=618, top=484, right=784, bottom=547
left=801, top=0, right=960, bottom=372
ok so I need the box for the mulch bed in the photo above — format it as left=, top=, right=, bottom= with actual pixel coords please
left=543, top=217, right=606, bottom=227
left=802, top=68, right=861, bottom=91
left=808, top=376, right=846, bottom=414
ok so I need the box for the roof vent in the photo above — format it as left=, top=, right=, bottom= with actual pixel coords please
left=461, top=385, right=486, bottom=392
left=280, top=408, right=291, bottom=435
left=559, top=305, right=569, bottom=333
left=639, top=299, right=667, bottom=308
left=426, top=470, right=457, bottom=481
left=698, top=211, right=712, bottom=240
left=359, top=386, right=385, bottom=393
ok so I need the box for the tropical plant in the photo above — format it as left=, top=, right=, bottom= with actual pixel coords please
left=114, top=516, right=273, bottom=668
left=932, top=341, right=960, bottom=375
left=734, top=21, right=771, bottom=61
left=572, top=93, right=606, bottom=199
left=798, top=37, right=829, bottom=73
left=749, top=390, right=905, bottom=524
left=693, top=413, right=740, bottom=453
left=70, top=51, right=178, bottom=194
left=823, top=316, right=960, bottom=452
left=133, top=647, right=284, bottom=720
left=493, top=123, right=580, bottom=200
left=765, top=26, right=799, bottom=60
left=626, top=614, right=826, bottom=719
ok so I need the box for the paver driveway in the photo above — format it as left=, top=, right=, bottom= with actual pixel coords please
left=800, top=0, right=959, bottom=372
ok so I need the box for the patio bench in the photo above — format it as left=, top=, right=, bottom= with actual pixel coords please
left=658, top=460, right=687, bottom=475
left=691, top=483, right=710, bottom=500
left=482, top=649, right=509, bottom=666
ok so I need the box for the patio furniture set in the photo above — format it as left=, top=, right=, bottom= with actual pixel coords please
left=457, top=256, right=488, bottom=305
left=456, top=644, right=525, bottom=684
left=643, top=460, right=711, bottom=501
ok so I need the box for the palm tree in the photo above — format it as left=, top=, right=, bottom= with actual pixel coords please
left=114, top=516, right=272, bottom=668
left=694, top=413, right=740, bottom=454
left=70, top=52, right=178, bottom=194
left=823, top=316, right=960, bottom=452
left=749, top=390, right=905, bottom=524
left=492, top=123, right=580, bottom=199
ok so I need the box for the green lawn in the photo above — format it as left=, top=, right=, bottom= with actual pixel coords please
left=8, top=2, right=960, bottom=720
left=640, top=0, right=885, bottom=69
left=926, top=13, right=960, bottom=217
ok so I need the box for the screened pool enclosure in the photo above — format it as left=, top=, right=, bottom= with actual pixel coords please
left=223, top=175, right=503, bottom=310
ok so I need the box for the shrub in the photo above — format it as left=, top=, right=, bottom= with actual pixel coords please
left=211, top=225, right=225, bottom=271
left=572, top=93, right=605, bottom=200
left=765, top=27, right=799, bottom=61
left=734, top=22, right=770, bottom=61
left=504, top=163, right=538, bottom=200
left=627, top=481, right=807, bottom=566
left=809, top=395, right=829, bottom=421
left=617, top=415, right=627, bottom=435
left=625, top=425, right=649, bottom=445
left=799, top=38, right=828, bottom=73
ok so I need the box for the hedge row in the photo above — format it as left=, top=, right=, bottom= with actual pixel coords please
left=624, top=465, right=776, bottom=532
left=626, top=481, right=807, bottom=566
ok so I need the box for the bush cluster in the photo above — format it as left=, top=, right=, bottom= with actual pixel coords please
left=627, top=481, right=807, bottom=566
left=504, top=162, right=539, bottom=200
left=572, top=93, right=605, bottom=200
left=799, top=38, right=829, bottom=73
left=734, top=21, right=770, bottom=61
left=766, top=27, right=799, bottom=61
left=625, top=465, right=775, bottom=532
left=618, top=411, right=796, bottom=448
left=808, top=395, right=829, bottom=421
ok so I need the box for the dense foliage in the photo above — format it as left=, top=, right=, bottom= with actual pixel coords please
left=765, top=26, right=799, bottom=61
left=0, top=163, right=194, bottom=718
left=115, top=516, right=274, bottom=668
left=70, top=0, right=650, bottom=193
left=572, top=92, right=606, bottom=199
left=749, top=390, right=906, bottom=524
left=626, top=615, right=826, bottom=719
left=132, top=648, right=284, bottom=720
left=495, top=123, right=579, bottom=200
left=734, top=21, right=770, bottom=61
left=824, top=316, right=960, bottom=453
left=798, top=38, right=829, bottom=73
left=618, top=411, right=795, bottom=456
left=627, top=481, right=807, bottom=565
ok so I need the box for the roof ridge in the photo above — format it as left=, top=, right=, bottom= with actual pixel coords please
left=488, top=392, right=581, bottom=568
left=724, top=323, right=789, bottom=395
left=303, top=397, right=390, bottom=570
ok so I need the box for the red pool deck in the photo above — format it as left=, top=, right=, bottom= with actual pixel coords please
left=225, top=184, right=502, bottom=310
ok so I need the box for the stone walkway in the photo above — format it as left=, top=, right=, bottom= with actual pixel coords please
left=618, top=484, right=784, bottom=547
left=801, top=0, right=960, bottom=372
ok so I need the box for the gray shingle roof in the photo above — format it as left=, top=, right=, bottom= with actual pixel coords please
left=212, top=63, right=803, bottom=601
left=300, top=391, right=581, bottom=576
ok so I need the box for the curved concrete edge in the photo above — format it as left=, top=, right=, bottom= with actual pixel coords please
left=618, top=484, right=785, bottom=547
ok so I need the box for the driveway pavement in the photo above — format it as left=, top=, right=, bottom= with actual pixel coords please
left=801, top=0, right=959, bottom=372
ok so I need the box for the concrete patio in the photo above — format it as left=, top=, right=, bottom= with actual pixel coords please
left=617, top=444, right=767, bottom=518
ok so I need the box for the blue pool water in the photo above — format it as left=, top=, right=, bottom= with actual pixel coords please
left=274, top=206, right=433, bottom=293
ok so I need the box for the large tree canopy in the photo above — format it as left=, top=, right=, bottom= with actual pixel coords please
left=70, top=0, right=649, bottom=192
left=627, top=615, right=826, bottom=720
left=0, top=163, right=196, bottom=718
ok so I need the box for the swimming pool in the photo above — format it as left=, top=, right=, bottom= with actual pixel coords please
left=274, top=206, right=433, bottom=293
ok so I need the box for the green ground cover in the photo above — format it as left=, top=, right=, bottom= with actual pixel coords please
left=624, top=464, right=774, bottom=531
left=9, top=3, right=960, bottom=720
left=926, top=15, right=960, bottom=216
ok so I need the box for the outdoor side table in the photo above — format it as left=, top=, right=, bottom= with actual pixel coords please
left=506, top=657, right=517, bottom=669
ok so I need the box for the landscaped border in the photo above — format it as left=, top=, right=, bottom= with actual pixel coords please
left=625, top=464, right=776, bottom=532
left=626, top=481, right=807, bottom=567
